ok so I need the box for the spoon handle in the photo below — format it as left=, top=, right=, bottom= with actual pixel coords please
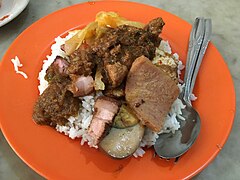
left=184, top=18, right=201, bottom=82
left=189, top=19, right=212, bottom=95
left=183, top=18, right=205, bottom=104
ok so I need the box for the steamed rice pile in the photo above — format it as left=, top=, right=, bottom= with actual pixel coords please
left=38, top=32, right=186, bottom=157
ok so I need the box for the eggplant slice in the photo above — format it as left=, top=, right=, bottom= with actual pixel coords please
left=112, top=104, right=139, bottom=129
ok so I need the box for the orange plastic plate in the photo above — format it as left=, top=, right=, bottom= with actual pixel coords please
left=0, top=1, right=235, bottom=180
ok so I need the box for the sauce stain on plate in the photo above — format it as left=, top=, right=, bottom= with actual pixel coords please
left=0, top=14, right=10, bottom=21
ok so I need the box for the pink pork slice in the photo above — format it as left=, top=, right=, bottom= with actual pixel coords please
left=88, top=96, right=120, bottom=145
left=68, top=75, right=94, bottom=97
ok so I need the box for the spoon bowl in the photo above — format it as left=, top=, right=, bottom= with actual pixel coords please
left=154, top=101, right=201, bottom=158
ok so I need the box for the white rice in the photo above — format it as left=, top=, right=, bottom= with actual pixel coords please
left=38, top=33, right=187, bottom=158
left=11, top=56, right=28, bottom=79
left=56, top=95, right=94, bottom=137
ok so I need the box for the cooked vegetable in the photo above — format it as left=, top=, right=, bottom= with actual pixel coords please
left=113, top=104, right=139, bottom=128
left=65, top=22, right=98, bottom=55
left=64, top=11, right=145, bottom=55
left=95, top=11, right=145, bottom=28
left=94, top=65, right=105, bottom=91
left=99, top=123, right=145, bottom=159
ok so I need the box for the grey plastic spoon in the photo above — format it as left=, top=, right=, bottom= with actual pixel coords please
left=154, top=18, right=212, bottom=159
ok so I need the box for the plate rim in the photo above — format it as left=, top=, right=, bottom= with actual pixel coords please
left=0, top=1, right=236, bottom=179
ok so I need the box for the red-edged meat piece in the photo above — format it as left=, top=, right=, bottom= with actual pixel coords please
left=68, top=75, right=94, bottom=97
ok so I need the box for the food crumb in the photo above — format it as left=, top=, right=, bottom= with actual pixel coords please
left=153, top=152, right=157, bottom=158
left=216, top=144, right=222, bottom=150
left=11, top=56, right=28, bottom=79
left=113, top=164, right=124, bottom=173
left=174, top=157, right=180, bottom=163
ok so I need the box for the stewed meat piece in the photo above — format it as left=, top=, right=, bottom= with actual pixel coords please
left=67, top=44, right=96, bottom=76
left=144, top=17, right=165, bottom=36
left=105, top=62, right=128, bottom=88
left=44, top=56, right=69, bottom=83
left=33, top=82, right=80, bottom=127
left=125, top=56, right=179, bottom=132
